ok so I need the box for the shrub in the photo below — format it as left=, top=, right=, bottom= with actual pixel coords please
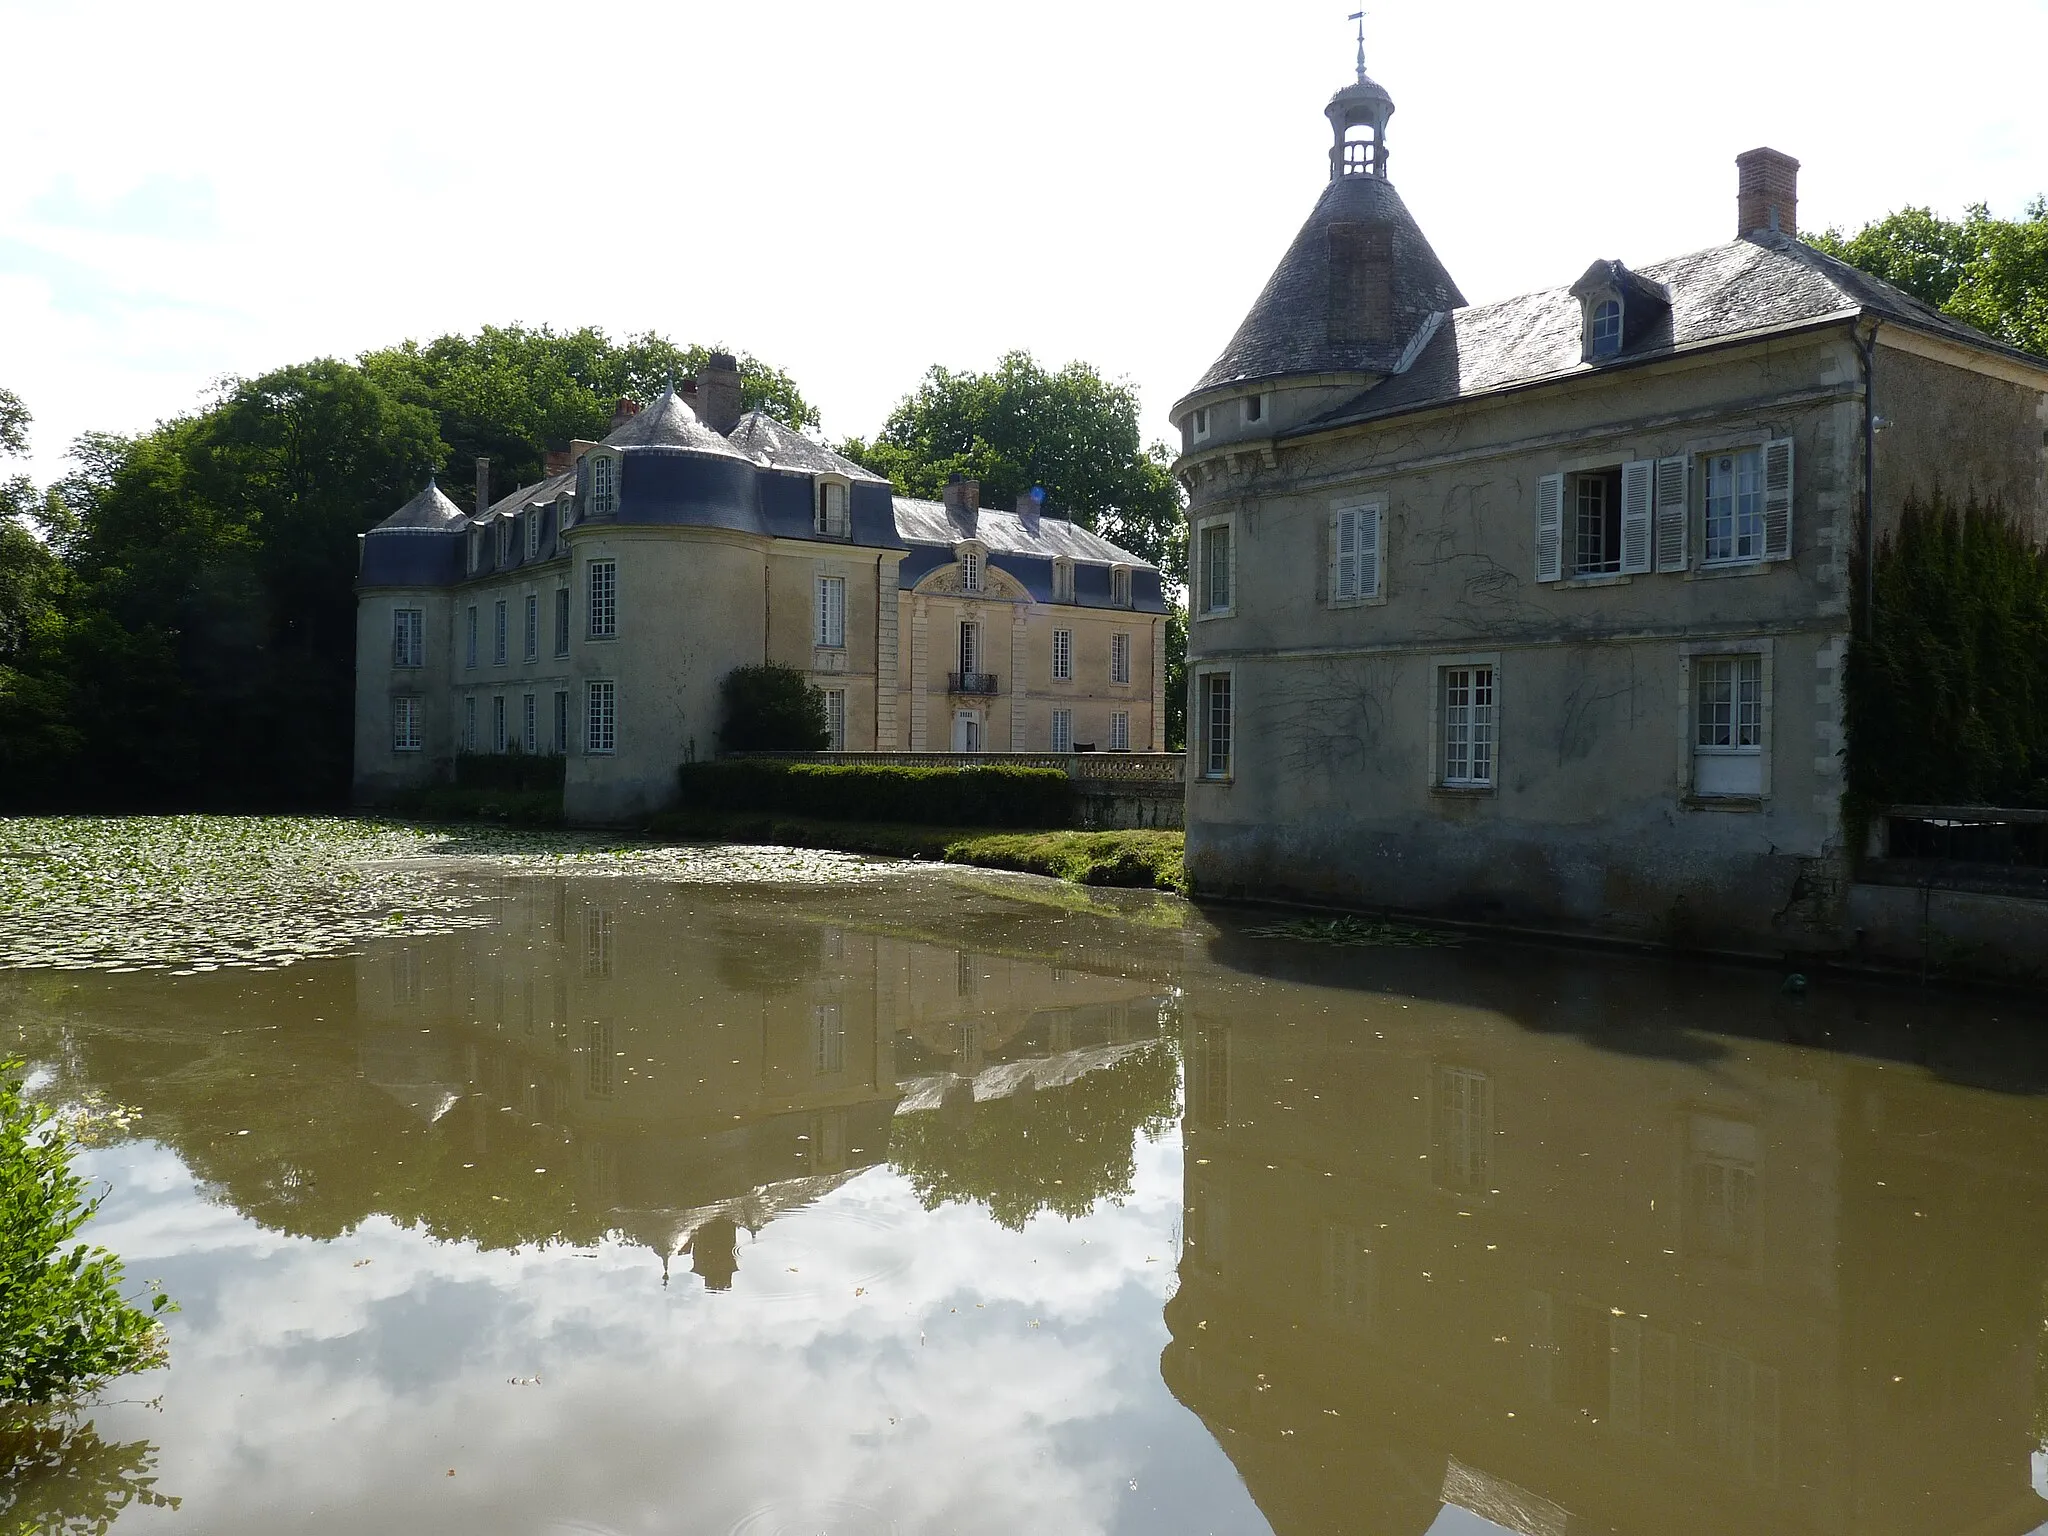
left=718, top=665, right=829, bottom=753
left=1848, top=493, right=2048, bottom=809
left=677, top=759, right=1073, bottom=828
left=454, top=753, right=565, bottom=793
left=1, top=1061, right=169, bottom=1405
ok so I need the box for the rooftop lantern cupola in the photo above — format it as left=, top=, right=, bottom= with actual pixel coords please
left=1326, top=14, right=1393, bottom=181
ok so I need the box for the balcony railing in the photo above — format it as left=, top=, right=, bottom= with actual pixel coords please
left=948, top=671, right=1001, bottom=695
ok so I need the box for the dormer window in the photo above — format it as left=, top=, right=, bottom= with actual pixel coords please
left=960, top=548, right=982, bottom=593
left=1110, top=565, right=1132, bottom=608
left=556, top=493, right=573, bottom=544
left=498, top=517, right=515, bottom=565
left=1243, top=394, right=1265, bottom=426
left=468, top=527, right=484, bottom=574
left=589, top=455, right=617, bottom=518
left=1052, top=558, right=1075, bottom=604
left=527, top=508, right=543, bottom=558
left=1590, top=298, right=1623, bottom=358
left=815, top=479, right=850, bottom=539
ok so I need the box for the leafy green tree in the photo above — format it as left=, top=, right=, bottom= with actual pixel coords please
left=1163, top=604, right=1188, bottom=751
left=1812, top=200, right=2048, bottom=357
left=839, top=351, right=1187, bottom=582
left=716, top=663, right=830, bottom=753
left=0, top=392, right=80, bottom=805
left=0, top=1060, right=170, bottom=1405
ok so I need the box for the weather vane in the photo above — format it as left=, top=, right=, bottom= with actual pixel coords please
left=1348, top=8, right=1367, bottom=81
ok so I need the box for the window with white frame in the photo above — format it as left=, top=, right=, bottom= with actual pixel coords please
left=1111, top=631, right=1132, bottom=685
left=1052, top=559, right=1074, bottom=603
left=815, top=481, right=850, bottom=538
left=588, top=559, right=617, bottom=638
left=392, top=696, right=421, bottom=752
left=463, top=695, right=476, bottom=752
left=522, top=693, right=537, bottom=754
left=1051, top=707, right=1073, bottom=753
left=1111, top=565, right=1132, bottom=608
left=552, top=690, right=569, bottom=754
left=586, top=680, right=616, bottom=753
left=492, top=694, right=508, bottom=754
left=960, top=549, right=981, bottom=593
left=1589, top=298, right=1623, bottom=358
left=1331, top=500, right=1384, bottom=603
left=1202, top=672, right=1233, bottom=779
left=1109, top=710, right=1130, bottom=751
left=392, top=608, right=424, bottom=669
left=958, top=620, right=980, bottom=678
left=823, top=687, right=846, bottom=750
left=589, top=455, right=617, bottom=518
left=499, top=517, right=515, bottom=566
left=815, top=575, right=846, bottom=648
left=1439, top=665, right=1495, bottom=787
left=1704, top=449, right=1764, bottom=564
left=493, top=600, right=508, bottom=664
left=523, top=593, right=538, bottom=661
left=528, top=509, right=542, bottom=558
left=1694, top=654, right=1764, bottom=798
left=1051, top=628, right=1072, bottom=681
left=465, top=606, right=478, bottom=668
left=812, top=1003, right=845, bottom=1074
left=1199, top=523, right=1232, bottom=615
left=554, top=587, right=570, bottom=655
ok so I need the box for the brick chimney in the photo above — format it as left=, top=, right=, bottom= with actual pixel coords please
left=1736, top=148, right=1799, bottom=238
left=475, top=455, right=490, bottom=517
left=609, top=397, right=641, bottom=433
left=942, top=473, right=981, bottom=516
left=544, top=448, right=572, bottom=478
left=700, top=352, right=742, bottom=435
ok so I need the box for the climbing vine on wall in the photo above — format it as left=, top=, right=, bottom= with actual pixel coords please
left=1847, top=492, right=2048, bottom=809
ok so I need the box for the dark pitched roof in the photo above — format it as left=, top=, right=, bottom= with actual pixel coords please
left=602, top=386, right=754, bottom=462
left=1186, top=171, right=1466, bottom=399
left=1298, top=233, right=2048, bottom=435
left=891, top=497, right=1156, bottom=569
left=371, top=479, right=467, bottom=531
left=727, top=412, right=888, bottom=482
left=480, top=467, right=576, bottom=523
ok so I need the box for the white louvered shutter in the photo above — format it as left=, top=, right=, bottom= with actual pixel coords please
left=1358, top=501, right=1382, bottom=599
left=1654, top=456, right=1690, bottom=573
left=1763, top=437, right=1794, bottom=560
left=1620, top=460, right=1654, bottom=575
left=1535, top=473, right=1564, bottom=583
left=1333, top=507, right=1358, bottom=602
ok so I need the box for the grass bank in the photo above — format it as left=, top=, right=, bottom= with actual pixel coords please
left=644, top=811, right=1185, bottom=892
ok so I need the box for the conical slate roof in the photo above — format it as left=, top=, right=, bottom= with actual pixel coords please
left=727, top=411, right=887, bottom=481
left=372, top=478, right=467, bottom=532
left=602, top=385, right=753, bottom=461
left=1186, top=171, right=1465, bottom=398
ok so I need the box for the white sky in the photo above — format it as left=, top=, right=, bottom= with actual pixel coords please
left=4, top=0, right=2046, bottom=489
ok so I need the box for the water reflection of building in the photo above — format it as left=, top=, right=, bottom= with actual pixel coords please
left=351, top=879, right=1173, bottom=1284
left=1168, top=962, right=2048, bottom=1536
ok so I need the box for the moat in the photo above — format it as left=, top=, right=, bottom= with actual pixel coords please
left=6, top=839, right=2048, bottom=1535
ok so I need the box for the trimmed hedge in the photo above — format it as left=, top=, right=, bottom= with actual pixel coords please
left=677, top=759, right=1074, bottom=828
left=456, top=752, right=566, bottom=793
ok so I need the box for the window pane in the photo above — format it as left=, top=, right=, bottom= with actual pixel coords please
left=589, top=561, right=617, bottom=638
left=1443, top=666, right=1495, bottom=785
left=1205, top=674, right=1232, bottom=777
left=587, top=681, right=616, bottom=753
left=1204, top=527, right=1231, bottom=612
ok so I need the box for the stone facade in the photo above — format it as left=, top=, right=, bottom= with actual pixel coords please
left=1174, top=69, right=2048, bottom=957
left=354, top=365, right=1166, bottom=823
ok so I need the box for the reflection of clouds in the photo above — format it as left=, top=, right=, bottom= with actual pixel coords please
left=73, top=1131, right=1265, bottom=1535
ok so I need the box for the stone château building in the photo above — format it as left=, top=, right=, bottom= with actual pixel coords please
left=1173, top=58, right=2048, bottom=956
left=353, top=355, right=1167, bottom=822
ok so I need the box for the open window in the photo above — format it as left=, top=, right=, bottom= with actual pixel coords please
left=1535, top=463, right=1652, bottom=580
left=814, top=477, right=851, bottom=539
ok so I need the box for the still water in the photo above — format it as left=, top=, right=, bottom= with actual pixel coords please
left=7, top=860, right=2048, bottom=1535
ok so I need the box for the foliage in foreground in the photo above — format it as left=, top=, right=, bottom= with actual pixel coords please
left=1847, top=493, right=2048, bottom=809
left=0, top=1060, right=168, bottom=1406
left=1810, top=199, right=2048, bottom=359
left=716, top=664, right=830, bottom=754
left=0, top=1408, right=179, bottom=1532
left=887, top=1039, right=1181, bottom=1231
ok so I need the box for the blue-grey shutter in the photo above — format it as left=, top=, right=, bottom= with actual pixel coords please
left=1763, top=438, right=1794, bottom=560
left=1535, top=474, right=1564, bottom=583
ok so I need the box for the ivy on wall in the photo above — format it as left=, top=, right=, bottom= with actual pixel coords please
left=1847, top=493, right=2048, bottom=809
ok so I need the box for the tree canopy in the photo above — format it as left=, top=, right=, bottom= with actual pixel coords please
left=1811, top=199, right=2048, bottom=358
left=838, top=351, right=1186, bottom=583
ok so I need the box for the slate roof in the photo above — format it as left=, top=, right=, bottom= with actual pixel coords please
left=602, top=385, right=754, bottom=462
left=1300, top=233, right=2048, bottom=435
left=1187, top=170, right=1466, bottom=398
left=891, top=498, right=1155, bottom=569
left=370, top=479, right=468, bottom=532
left=727, top=412, right=889, bottom=482
left=480, top=467, right=576, bottom=522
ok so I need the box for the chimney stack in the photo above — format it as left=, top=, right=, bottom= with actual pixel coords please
left=700, top=352, right=742, bottom=435
left=475, top=455, right=490, bottom=517
left=609, top=397, right=641, bottom=433
left=1017, top=487, right=1043, bottom=534
left=544, top=448, right=572, bottom=478
left=1736, top=148, right=1799, bottom=239
left=942, top=472, right=982, bottom=517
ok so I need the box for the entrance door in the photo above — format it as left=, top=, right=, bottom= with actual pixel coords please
left=952, top=711, right=982, bottom=753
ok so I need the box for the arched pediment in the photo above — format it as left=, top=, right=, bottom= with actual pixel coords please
left=913, top=561, right=1028, bottom=602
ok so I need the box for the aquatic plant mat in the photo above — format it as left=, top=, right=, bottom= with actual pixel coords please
left=0, top=817, right=887, bottom=973
left=1244, top=914, right=1461, bottom=948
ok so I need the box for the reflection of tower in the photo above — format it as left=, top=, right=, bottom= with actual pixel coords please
left=685, top=1216, right=740, bottom=1292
